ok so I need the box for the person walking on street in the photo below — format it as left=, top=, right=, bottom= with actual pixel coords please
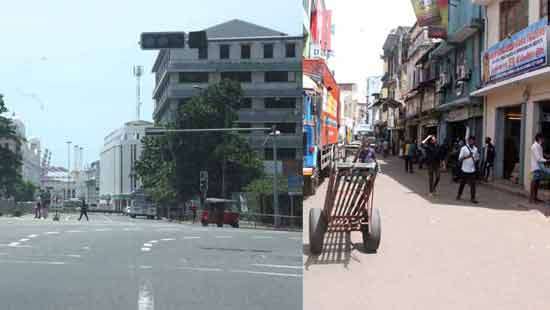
left=422, top=135, right=442, bottom=196
left=406, top=141, right=416, bottom=173
left=34, top=201, right=41, bottom=219
left=456, top=136, right=480, bottom=204
left=78, top=198, right=89, bottom=221
left=529, top=133, right=548, bottom=204
left=483, top=137, right=496, bottom=182
left=383, top=140, right=389, bottom=158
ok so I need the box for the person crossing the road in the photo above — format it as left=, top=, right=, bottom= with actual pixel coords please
left=78, top=198, right=89, bottom=221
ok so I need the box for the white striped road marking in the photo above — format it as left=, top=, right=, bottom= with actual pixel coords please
left=0, top=259, right=66, bottom=265
left=140, top=248, right=151, bottom=252
left=44, top=231, right=60, bottom=235
left=66, top=230, right=84, bottom=233
left=215, top=236, right=233, bottom=239
left=124, top=228, right=142, bottom=231
left=139, top=265, right=152, bottom=269
left=177, top=267, right=223, bottom=272
left=94, top=228, right=112, bottom=232
left=27, top=234, right=39, bottom=238
left=19, top=238, right=30, bottom=242
left=149, top=240, right=158, bottom=244
left=8, top=242, right=20, bottom=247
left=183, top=236, right=200, bottom=240
left=101, top=215, right=113, bottom=222
left=288, top=237, right=301, bottom=240
left=81, top=246, right=90, bottom=250
left=229, top=270, right=302, bottom=278
left=252, top=264, right=303, bottom=270
left=160, top=238, right=175, bottom=241
left=66, top=254, right=81, bottom=258
left=251, top=236, right=273, bottom=240
left=143, top=243, right=153, bottom=247
left=155, top=228, right=181, bottom=232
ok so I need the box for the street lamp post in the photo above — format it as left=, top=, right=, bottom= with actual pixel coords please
left=66, top=141, right=71, bottom=201
left=270, top=126, right=280, bottom=227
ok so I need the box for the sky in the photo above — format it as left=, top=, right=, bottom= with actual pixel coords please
left=0, top=0, right=302, bottom=168
left=326, top=0, right=416, bottom=99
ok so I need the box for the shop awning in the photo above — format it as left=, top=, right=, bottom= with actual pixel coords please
left=303, top=75, right=318, bottom=91
left=471, top=66, right=550, bottom=97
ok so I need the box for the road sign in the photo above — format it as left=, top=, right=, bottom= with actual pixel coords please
left=140, top=32, right=186, bottom=50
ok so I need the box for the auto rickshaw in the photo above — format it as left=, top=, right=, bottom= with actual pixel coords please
left=200, top=198, right=240, bottom=228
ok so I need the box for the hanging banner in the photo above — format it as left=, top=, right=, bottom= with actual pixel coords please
left=411, top=0, right=448, bottom=39
left=410, top=0, right=441, bottom=27
left=482, top=18, right=548, bottom=83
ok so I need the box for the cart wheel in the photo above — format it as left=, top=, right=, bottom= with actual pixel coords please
left=362, top=207, right=381, bottom=253
left=309, top=208, right=326, bottom=255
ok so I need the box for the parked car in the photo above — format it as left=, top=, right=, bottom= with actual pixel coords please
left=201, top=198, right=239, bottom=228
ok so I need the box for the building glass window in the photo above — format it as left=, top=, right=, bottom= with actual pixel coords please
left=220, top=72, right=252, bottom=83
left=263, top=43, right=274, bottom=59
left=541, top=0, right=549, bottom=18
left=220, top=44, right=230, bottom=59
left=178, top=72, right=209, bottom=83
left=241, top=45, right=251, bottom=59
left=285, top=43, right=296, bottom=58
left=499, top=0, right=529, bottom=40
left=198, top=46, right=208, bottom=59
left=266, top=123, right=296, bottom=134
left=264, top=148, right=297, bottom=160
left=239, top=98, right=252, bottom=109
left=264, top=97, right=296, bottom=109
left=265, top=71, right=288, bottom=82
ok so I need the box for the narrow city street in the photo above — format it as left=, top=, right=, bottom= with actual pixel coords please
left=0, top=215, right=302, bottom=310
left=304, top=157, right=550, bottom=310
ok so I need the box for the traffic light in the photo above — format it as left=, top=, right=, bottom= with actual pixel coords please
left=140, top=32, right=186, bottom=50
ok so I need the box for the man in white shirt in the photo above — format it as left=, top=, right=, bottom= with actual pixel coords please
left=456, top=136, right=480, bottom=204
left=530, top=133, right=547, bottom=204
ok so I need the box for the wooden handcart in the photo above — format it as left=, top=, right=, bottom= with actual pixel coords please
left=309, top=161, right=381, bottom=254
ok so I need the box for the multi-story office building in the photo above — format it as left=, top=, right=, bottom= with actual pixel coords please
left=0, top=116, right=42, bottom=187
left=472, top=0, right=550, bottom=190
left=150, top=19, right=303, bottom=176
left=100, top=120, right=152, bottom=211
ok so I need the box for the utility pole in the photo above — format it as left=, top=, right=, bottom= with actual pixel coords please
left=272, top=125, right=280, bottom=227
left=66, top=141, right=71, bottom=200
left=134, top=65, right=143, bottom=121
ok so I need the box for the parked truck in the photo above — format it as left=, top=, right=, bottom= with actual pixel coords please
left=303, top=59, right=340, bottom=196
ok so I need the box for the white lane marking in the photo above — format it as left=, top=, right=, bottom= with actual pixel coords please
left=229, top=269, right=302, bottom=278
left=141, top=248, right=151, bottom=252
left=177, top=267, right=223, bottom=272
left=155, top=228, right=180, bottom=232
left=138, top=281, right=154, bottom=310
left=252, top=264, right=303, bottom=270
left=215, top=236, right=233, bottom=239
left=19, top=238, right=30, bottom=242
left=27, top=234, right=39, bottom=238
left=160, top=238, right=175, bottom=241
left=252, top=236, right=273, bottom=240
left=139, top=265, right=152, bottom=269
left=66, top=230, right=84, bottom=233
left=44, top=231, right=60, bottom=235
left=143, top=243, right=153, bottom=247
left=8, top=242, right=20, bottom=247
left=288, top=237, right=301, bottom=240
left=124, top=228, right=142, bottom=231
left=149, top=240, right=159, bottom=244
left=81, top=246, right=90, bottom=251
left=94, top=228, right=112, bottom=232
left=182, top=236, right=200, bottom=240
left=0, top=259, right=66, bottom=265
left=102, top=215, right=113, bottom=222
left=66, top=254, right=81, bottom=258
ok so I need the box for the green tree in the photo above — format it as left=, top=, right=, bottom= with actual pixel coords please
left=0, top=94, right=22, bottom=198
left=13, top=180, right=37, bottom=202
left=135, top=80, right=265, bottom=211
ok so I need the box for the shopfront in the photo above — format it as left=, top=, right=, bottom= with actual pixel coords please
left=440, top=104, right=483, bottom=145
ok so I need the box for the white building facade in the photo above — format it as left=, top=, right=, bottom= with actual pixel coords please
left=100, top=120, right=152, bottom=211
